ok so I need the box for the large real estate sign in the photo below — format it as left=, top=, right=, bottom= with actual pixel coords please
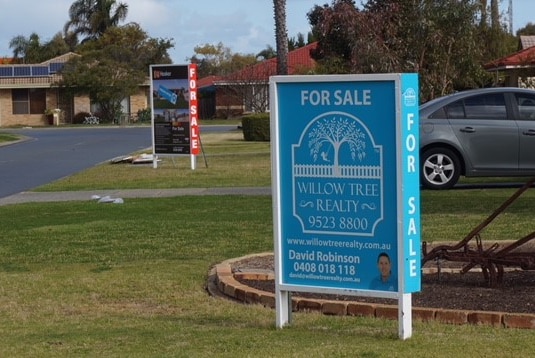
left=270, top=74, right=420, bottom=339
left=150, top=64, right=199, bottom=158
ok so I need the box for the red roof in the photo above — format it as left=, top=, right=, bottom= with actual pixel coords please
left=0, top=58, right=18, bottom=64
left=199, top=42, right=317, bottom=88
left=484, top=46, right=535, bottom=71
left=197, top=75, right=222, bottom=88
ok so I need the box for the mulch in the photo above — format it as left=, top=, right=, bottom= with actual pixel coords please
left=232, top=255, right=535, bottom=314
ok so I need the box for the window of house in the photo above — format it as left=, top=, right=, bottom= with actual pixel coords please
left=12, top=88, right=46, bottom=115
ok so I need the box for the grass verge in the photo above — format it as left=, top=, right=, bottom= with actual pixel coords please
left=0, top=132, right=21, bottom=144
left=2, top=131, right=535, bottom=356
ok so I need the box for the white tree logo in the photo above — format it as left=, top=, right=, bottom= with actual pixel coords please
left=308, top=116, right=367, bottom=176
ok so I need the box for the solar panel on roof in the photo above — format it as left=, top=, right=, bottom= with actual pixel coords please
left=0, top=67, right=14, bottom=77
left=49, top=62, right=64, bottom=74
left=31, top=66, right=49, bottom=76
left=14, top=66, right=31, bottom=76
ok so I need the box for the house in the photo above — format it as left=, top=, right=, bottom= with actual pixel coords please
left=0, top=53, right=149, bottom=127
left=520, top=35, right=535, bottom=50
left=198, top=42, right=318, bottom=119
left=484, top=35, right=535, bottom=87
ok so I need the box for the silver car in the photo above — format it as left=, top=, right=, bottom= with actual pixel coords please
left=419, top=87, right=535, bottom=189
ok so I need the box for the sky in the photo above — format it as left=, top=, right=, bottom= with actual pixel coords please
left=0, top=0, right=534, bottom=63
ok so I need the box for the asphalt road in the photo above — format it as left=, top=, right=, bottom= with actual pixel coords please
left=0, top=125, right=236, bottom=199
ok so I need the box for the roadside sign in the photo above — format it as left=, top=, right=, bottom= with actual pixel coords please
left=150, top=64, right=199, bottom=168
left=270, top=74, right=420, bottom=339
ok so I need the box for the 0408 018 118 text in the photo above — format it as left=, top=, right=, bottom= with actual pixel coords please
left=292, top=261, right=357, bottom=276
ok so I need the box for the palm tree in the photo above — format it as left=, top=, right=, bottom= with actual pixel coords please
left=9, top=33, right=42, bottom=63
left=8, top=35, right=30, bottom=60
left=64, top=0, right=128, bottom=43
left=273, top=0, right=288, bottom=75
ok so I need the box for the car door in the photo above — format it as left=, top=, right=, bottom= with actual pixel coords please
left=446, top=93, right=519, bottom=173
left=514, top=93, right=535, bottom=171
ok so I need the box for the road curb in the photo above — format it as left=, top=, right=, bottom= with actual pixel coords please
left=208, top=253, right=535, bottom=329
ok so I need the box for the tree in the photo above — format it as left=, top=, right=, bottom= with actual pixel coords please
left=288, top=33, right=306, bottom=51
left=308, top=116, right=366, bottom=176
left=64, top=0, right=128, bottom=43
left=307, top=0, right=513, bottom=101
left=307, top=0, right=362, bottom=74
left=517, top=22, right=535, bottom=36
left=60, top=23, right=173, bottom=122
left=9, top=31, right=78, bottom=64
left=41, top=33, right=71, bottom=59
left=8, top=33, right=42, bottom=63
left=273, top=0, right=288, bottom=75
left=189, top=42, right=257, bottom=78
left=9, top=34, right=31, bottom=61
left=256, top=45, right=277, bottom=60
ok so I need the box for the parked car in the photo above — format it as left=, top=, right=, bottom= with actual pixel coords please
left=419, top=87, right=535, bottom=189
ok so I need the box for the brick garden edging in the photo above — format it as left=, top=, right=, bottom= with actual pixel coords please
left=209, top=253, right=535, bottom=329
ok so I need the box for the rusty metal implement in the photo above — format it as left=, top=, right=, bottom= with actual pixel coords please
left=422, top=177, right=535, bottom=287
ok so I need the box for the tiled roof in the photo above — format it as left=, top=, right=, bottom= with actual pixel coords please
left=484, top=45, right=535, bottom=71
left=196, top=75, right=222, bottom=89
left=0, top=58, right=17, bottom=65
left=520, top=35, right=535, bottom=49
left=198, top=42, right=318, bottom=88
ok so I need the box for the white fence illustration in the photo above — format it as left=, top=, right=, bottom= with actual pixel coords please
left=293, top=164, right=382, bottom=179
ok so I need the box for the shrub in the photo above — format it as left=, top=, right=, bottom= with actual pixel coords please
left=241, top=113, right=270, bottom=141
left=137, top=108, right=151, bottom=122
left=73, top=112, right=91, bottom=124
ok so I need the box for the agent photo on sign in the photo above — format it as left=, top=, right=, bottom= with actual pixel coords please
left=369, top=252, right=397, bottom=291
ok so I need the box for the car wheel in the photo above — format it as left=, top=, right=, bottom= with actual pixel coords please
left=421, top=148, right=461, bottom=190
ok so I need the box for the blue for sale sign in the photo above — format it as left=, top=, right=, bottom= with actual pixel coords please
left=271, top=74, right=420, bottom=298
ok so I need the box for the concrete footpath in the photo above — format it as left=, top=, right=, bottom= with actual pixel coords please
left=0, top=187, right=272, bottom=206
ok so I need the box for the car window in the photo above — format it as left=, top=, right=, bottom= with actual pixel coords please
left=515, top=93, right=535, bottom=120
left=430, top=93, right=507, bottom=120
left=463, top=93, right=507, bottom=120
left=428, top=101, right=463, bottom=119
left=444, top=100, right=465, bottom=119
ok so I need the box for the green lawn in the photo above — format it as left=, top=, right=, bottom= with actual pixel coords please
left=0, top=132, right=21, bottom=144
left=1, top=131, right=535, bottom=356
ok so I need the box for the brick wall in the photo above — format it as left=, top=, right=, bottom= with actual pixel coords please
left=0, top=89, right=49, bottom=127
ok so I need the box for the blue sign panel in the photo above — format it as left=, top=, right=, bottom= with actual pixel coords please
left=158, top=84, right=178, bottom=105
left=400, top=76, right=421, bottom=293
left=271, top=74, right=420, bottom=294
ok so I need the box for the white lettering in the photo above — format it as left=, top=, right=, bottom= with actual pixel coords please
left=407, top=155, right=415, bottom=173
left=333, top=90, right=372, bottom=106
left=407, top=113, right=415, bottom=131
left=409, top=237, right=417, bottom=255
left=409, top=259, right=417, bottom=277
left=406, top=134, right=416, bottom=152
left=408, top=196, right=416, bottom=215
left=301, top=90, right=330, bottom=106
